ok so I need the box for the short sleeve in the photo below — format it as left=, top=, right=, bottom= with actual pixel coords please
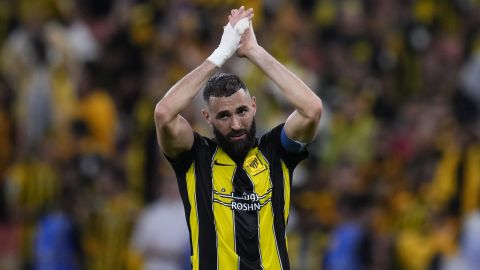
left=259, top=123, right=309, bottom=169
left=164, top=132, right=202, bottom=174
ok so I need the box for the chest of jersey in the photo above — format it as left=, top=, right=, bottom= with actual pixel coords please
left=212, top=147, right=272, bottom=212
left=210, top=147, right=284, bottom=269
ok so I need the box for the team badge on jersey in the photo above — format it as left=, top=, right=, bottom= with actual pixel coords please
left=244, top=154, right=267, bottom=175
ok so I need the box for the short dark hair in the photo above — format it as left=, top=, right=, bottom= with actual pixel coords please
left=203, top=73, right=248, bottom=102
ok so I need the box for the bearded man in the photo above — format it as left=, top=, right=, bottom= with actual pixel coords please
left=154, top=6, right=322, bottom=270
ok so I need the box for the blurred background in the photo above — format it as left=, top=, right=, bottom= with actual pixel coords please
left=1, top=0, right=480, bottom=269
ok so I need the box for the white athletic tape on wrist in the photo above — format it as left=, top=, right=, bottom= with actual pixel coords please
left=234, top=17, right=250, bottom=35
left=207, top=17, right=250, bottom=67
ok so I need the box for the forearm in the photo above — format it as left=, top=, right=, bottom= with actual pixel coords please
left=155, top=60, right=217, bottom=123
left=156, top=7, right=252, bottom=123
left=247, top=47, right=322, bottom=119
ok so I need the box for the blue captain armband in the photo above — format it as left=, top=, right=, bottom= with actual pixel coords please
left=281, top=128, right=308, bottom=153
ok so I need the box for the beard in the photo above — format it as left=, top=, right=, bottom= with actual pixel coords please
left=213, top=119, right=256, bottom=161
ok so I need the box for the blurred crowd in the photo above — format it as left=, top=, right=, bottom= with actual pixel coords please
left=1, top=0, right=480, bottom=269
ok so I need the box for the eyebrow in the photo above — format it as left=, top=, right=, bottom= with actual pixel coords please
left=236, top=106, right=249, bottom=113
left=215, top=110, right=230, bottom=119
left=215, top=106, right=249, bottom=119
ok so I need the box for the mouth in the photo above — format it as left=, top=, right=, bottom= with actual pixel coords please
left=229, top=133, right=247, bottom=141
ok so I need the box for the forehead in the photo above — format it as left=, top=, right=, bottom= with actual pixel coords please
left=207, top=89, right=252, bottom=113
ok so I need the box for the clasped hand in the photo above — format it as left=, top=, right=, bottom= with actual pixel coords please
left=207, top=6, right=258, bottom=67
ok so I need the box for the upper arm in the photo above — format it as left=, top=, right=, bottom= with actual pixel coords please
left=284, top=108, right=322, bottom=143
left=154, top=105, right=194, bottom=159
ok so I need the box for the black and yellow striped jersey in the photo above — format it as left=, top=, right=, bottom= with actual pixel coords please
left=166, top=124, right=307, bottom=270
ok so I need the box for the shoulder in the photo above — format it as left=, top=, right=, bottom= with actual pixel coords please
left=259, top=123, right=284, bottom=146
left=195, top=132, right=217, bottom=149
left=165, top=132, right=217, bottom=172
left=259, top=123, right=309, bottom=168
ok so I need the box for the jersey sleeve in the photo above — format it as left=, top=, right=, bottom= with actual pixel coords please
left=164, top=132, right=203, bottom=174
left=259, top=123, right=309, bottom=169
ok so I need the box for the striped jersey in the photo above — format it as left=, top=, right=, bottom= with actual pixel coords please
left=167, top=124, right=308, bottom=270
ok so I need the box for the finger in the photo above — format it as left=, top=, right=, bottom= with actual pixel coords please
left=244, top=8, right=253, bottom=18
left=240, top=6, right=248, bottom=16
left=231, top=9, right=236, bottom=15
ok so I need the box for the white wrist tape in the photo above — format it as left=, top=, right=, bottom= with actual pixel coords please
left=208, top=17, right=250, bottom=67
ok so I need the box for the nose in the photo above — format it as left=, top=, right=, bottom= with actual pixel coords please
left=231, top=116, right=242, bottom=130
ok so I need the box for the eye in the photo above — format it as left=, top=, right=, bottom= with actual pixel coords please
left=237, top=107, right=248, bottom=116
left=216, top=112, right=230, bottom=120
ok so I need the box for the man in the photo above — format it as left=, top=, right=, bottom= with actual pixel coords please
left=154, top=6, right=322, bottom=270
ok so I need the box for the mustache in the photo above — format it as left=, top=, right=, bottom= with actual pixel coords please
left=213, top=119, right=256, bottom=160
left=228, top=130, right=247, bottom=137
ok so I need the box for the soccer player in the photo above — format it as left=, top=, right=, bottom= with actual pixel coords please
left=154, top=6, right=322, bottom=270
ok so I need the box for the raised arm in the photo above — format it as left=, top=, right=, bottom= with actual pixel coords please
left=154, top=7, right=253, bottom=158
left=237, top=25, right=322, bottom=143
left=154, top=62, right=216, bottom=158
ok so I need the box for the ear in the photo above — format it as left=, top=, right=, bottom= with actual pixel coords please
left=251, top=96, right=257, bottom=115
left=202, top=108, right=212, bottom=126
